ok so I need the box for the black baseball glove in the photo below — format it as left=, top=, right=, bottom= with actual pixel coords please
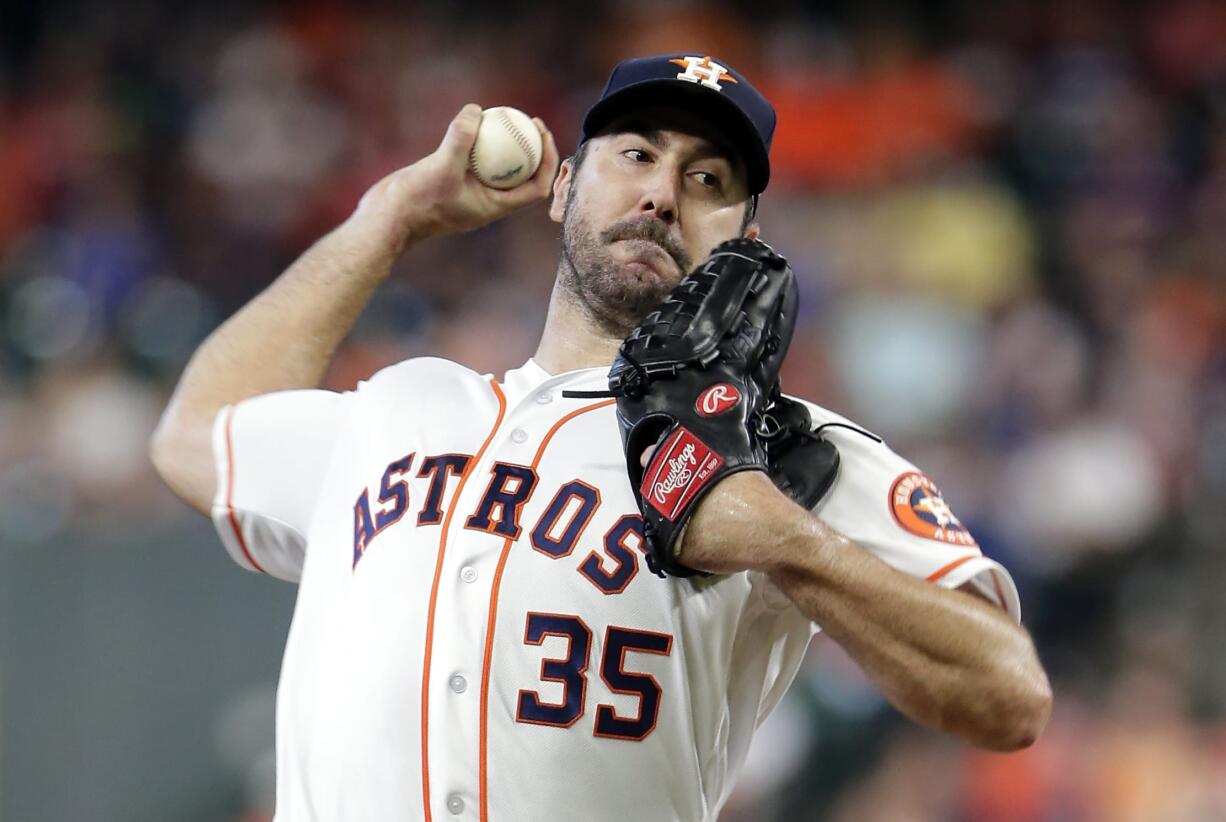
left=568, top=238, right=839, bottom=577
left=760, top=395, right=844, bottom=510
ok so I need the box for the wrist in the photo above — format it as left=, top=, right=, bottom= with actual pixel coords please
left=334, top=208, right=421, bottom=267
left=680, top=470, right=818, bottom=574
left=345, top=178, right=442, bottom=257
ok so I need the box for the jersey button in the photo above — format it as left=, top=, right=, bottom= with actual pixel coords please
left=446, top=794, right=465, bottom=815
left=449, top=674, right=468, bottom=694
left=460, top=565, right=478, bottom=583
left=535, top=390, right=553, bottom=404
left=510, top=428, right=528, bottom=444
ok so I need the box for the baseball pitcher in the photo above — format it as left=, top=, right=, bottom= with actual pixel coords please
left=152, top=54, right=1051, bottom=822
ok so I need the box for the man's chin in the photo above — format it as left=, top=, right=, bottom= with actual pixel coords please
left=582, top=282, right=671, bottom=335
left=611, top=267, right=674, bottom=308
left=615, top=259, right=670, bottom=286
left=562, top=251, right=675, bottom=333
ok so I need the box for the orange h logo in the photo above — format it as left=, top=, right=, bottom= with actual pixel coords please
left=669, top=56, right=738, bottom=92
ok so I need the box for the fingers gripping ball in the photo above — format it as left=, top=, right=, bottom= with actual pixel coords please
left=468, top=106, right=543, bottom=189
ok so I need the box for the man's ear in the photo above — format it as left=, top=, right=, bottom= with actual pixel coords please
left=549, top=158, right=573, bottom=224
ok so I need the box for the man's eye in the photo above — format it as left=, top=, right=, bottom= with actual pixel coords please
left=622, top=148, right=651, bottom=162
left=693, top=171, right=722, bottom=189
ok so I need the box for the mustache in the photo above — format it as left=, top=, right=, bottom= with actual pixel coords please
left=600, top=218, right=691, bottom=274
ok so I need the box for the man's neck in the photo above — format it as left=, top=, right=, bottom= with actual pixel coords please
left=532, top=278, right=623, bottom=375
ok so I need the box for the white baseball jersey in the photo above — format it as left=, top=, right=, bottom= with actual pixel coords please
left=211, top=357, right=1019, bottom=822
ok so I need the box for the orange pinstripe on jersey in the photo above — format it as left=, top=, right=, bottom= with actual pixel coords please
left=421, top=379, right=508, bottom=822
left=925, top=553, right=977, bottom=583
left=223, top=405, right=267, bottom=574
left=479, top=399, right=616, bottom=822
left=932, top=555, right=1010, bottom=611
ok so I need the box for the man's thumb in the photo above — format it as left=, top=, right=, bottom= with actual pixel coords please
left=439, top=103, right=483, bottom=161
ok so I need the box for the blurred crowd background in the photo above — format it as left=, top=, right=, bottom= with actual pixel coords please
left=2, top=0, right=1225, bottom=820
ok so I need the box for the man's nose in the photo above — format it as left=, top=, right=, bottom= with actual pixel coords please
left=636, top=166, right=680, bottom=225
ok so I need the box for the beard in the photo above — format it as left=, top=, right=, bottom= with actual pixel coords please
left=558, top=193, right=694, bottom=338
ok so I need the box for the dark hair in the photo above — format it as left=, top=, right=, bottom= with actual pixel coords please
left=570, top=141, right=758, bottom=233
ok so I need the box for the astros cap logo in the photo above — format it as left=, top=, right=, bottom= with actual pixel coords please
left=669, top=56, right=739, bottom=92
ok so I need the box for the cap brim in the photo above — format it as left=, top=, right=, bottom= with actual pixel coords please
left=582, top=80, right=770, bottom=195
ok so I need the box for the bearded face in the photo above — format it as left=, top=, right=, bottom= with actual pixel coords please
left=558, top=186, right=694, bottom=338
left=547, top=116, right=755, bottom=338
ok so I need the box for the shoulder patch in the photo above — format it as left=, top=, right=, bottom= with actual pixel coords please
left=888, top=472, right=978, bottom=547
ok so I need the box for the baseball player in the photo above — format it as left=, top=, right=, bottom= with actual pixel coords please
left=152, top=54, right=1051, bottom=821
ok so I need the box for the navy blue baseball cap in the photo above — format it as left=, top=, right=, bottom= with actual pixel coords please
left=581, top=53, right=776, bottom=195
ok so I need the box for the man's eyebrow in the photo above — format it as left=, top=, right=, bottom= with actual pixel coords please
left=611, top=119, right=735, bottom=164
left=613, top=119, right=667, bottom=149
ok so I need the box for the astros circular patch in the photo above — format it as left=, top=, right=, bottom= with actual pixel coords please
left=889, top=472, right=978, bottom=547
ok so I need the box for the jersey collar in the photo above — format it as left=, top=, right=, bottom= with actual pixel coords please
left=500, top=358, right=610, bottom=403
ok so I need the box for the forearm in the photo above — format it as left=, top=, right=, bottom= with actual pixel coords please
left=768, top=530, right=1048, bottom=750
left=175, top=217, right=399, bottom=404
left=151, top=214, right=409, bottom=511
left=150, top=104, right=558, bottom=514
left=683, top=472, right=1052, bottom=751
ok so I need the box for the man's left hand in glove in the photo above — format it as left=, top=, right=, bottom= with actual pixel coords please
left=569, top=238, right=839, bottom=577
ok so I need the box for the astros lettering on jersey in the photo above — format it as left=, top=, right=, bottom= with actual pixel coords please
left=211, top=356, right=1019, bottom=821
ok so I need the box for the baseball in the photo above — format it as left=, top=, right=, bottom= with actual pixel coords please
left=468, top=106, right=543, bottom=189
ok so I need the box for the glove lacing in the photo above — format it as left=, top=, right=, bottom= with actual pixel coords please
left=562, top=349, right=651, bottom=400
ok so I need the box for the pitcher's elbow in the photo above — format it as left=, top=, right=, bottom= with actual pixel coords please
left=976, top=676, right=1053, bottom=752
left=147, top=416, right=216, bottom=516
left=148, top=423, right=170, bottom=479
left=149, top=418, right=184, bottom=484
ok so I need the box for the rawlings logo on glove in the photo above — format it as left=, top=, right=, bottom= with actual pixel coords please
left=643, top=429, right=723, bottom=520
left=696, top=384, right=740, bottom=416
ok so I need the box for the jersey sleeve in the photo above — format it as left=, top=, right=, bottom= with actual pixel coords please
left=211, top=389, right=351, bottom=583
left=793, top=399, right=1021, bottom=623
